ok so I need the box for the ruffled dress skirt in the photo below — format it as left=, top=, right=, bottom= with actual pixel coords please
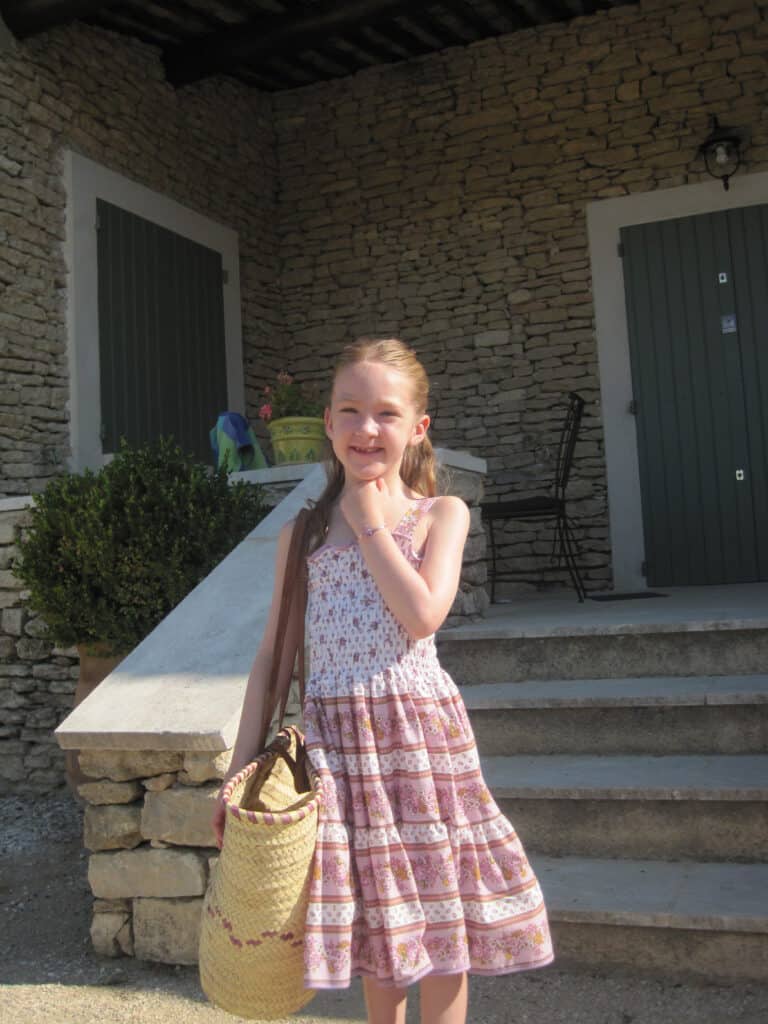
left=301, top=498, right=554, bottom=989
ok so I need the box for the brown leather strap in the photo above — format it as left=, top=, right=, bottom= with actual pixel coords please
left=257, top=508, right=310, bottom=752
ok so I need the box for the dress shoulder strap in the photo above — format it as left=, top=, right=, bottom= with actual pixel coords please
left=394, top=496, right=438, bottom=539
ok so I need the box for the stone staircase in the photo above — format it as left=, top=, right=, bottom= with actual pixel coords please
left=437, top=608, right=768, bottom=982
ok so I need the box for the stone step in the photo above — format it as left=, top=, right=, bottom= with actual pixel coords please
left=463, top=676, right=768, bottom=754
left=534, top=855, right=768, bottom=982
left=483, top=754, right=768, bottom=860
left=437, top=626, right=768, bottom=682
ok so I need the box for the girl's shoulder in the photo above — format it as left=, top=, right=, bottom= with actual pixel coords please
left=413, top=494, right=470, bottom=549
left=421, top=493, right=470, bottom=521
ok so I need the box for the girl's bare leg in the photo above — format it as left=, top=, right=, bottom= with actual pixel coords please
left=419, top=972, right=468, bottom=1024
left=363, top=976, right=408, bottom=1024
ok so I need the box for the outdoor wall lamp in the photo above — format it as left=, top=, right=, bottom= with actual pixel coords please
left=698, top=115, right=744, bottom=191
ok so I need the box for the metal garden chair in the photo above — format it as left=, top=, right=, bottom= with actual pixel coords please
left=481, top=392, right=587, bottom=602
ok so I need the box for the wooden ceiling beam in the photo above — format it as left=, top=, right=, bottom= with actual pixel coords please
left=371, top=19, right=437, bottom=59
left=4, top=0, right=113, bottom=38
left=308, top=41, right=362, bottom=74
left=490, top=1, right=537, bottom=30
left=404, top=10, right=469, bottom=49
left=536, top=0, right=578, bottom=22
left=343, top=27, right=398, bottom=63
left=163, top=0, right=424, bottom=86
left=440, top=0, right=500, bottom=38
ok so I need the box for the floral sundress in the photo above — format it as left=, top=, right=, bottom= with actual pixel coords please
left=301, top=496, right=554, bottom=989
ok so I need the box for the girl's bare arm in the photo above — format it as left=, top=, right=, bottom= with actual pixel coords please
left=356, top=495, right=470, bottom=639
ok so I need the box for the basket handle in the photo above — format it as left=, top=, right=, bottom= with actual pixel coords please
left=256, top=510, right=310, bottom=753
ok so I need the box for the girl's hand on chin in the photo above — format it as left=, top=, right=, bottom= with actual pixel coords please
left=341, top=477, right=392, bottom=535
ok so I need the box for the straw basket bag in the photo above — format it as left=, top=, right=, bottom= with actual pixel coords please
left=199, top=726, right=321, bottom=1019
left=200, top=508, right=320, bottom=1019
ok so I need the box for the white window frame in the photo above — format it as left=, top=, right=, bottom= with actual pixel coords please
left=587, top=170, right=768, bottom=591
left=63, top=150, right=244, bottom=473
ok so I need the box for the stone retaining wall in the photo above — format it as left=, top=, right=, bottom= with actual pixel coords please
left=79, top=745, right=231, bottom=962
left=0, top=497, right=79, bottom=794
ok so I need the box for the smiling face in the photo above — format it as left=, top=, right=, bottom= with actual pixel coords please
left=324, top=360, right=430, bottom=486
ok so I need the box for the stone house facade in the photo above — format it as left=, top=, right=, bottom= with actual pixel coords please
left=2, top=0, right=768, bottom=792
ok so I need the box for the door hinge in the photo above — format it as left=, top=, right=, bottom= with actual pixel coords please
left=641, top=560, right=648, bottom=576
left=617, top=241, right=624, bottom=258
left=628, top=399, right=638, bottom=415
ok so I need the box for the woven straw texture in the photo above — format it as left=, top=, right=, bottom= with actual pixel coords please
left=199, top=728, right=321, bottom=1020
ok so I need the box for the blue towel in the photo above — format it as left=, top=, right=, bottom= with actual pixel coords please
left=209, top=412, right=268, bottom=473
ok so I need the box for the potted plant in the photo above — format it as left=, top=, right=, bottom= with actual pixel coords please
left=12, top=435, right=268, bottom=792
left=258, top=371, right=327, bottom=465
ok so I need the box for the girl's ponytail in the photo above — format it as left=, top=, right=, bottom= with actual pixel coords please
left=400, top=433, right=437, bottom=498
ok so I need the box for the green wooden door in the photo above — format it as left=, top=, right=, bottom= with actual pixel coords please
left=96, top=199, right=228, bottom=463
left=621, top=206, right=768, bottom=586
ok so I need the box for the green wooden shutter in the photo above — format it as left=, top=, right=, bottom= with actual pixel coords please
left=621, top=205, right=768, bottom=586
left=96, top=199, right=228, bottom=464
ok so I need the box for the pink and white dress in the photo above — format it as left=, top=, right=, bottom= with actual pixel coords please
left=302, top=496, right=554, bottom=989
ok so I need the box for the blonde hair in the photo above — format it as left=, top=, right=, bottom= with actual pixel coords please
left=305, top=337, right=438, bottom=555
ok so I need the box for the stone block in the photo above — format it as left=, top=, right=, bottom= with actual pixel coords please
left=474, top=329, right=510, bottom=349
left=79, top=779, right=144, bottom=805
left=88, top=848, right=208, bottom=899
left=141, top=784, right=219, bottom=848
left=15, top=637, right=50, bottom=660
left=142, top=772, right=176, bottom=792
left=179, top=749, right=232, bottom=784
left=78, top=749, right=184, bottom=782
left=2, top=608, right=23, bottom=635
left=90, top=910, right=133, bottom=957
left=133, top=897, right=203, bottom=965
left=437, top=467, right=483, bottom=504
left=84, top=804, right=143, bottom=851
left=93, top=898, right=131, bottom=914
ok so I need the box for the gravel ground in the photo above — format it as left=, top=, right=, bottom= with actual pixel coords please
left=1, top=791, right=767, bottom=1024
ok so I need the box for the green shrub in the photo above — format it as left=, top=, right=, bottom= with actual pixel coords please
left=12, top=436, right=269, bottom=657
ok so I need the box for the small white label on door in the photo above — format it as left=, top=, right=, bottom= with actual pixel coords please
left=721, top=314, right=737, bottom=334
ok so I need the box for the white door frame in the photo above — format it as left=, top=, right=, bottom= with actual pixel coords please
left=63, top=151, right=244, bottom=473
left=586, top=170, right=768, bottom=592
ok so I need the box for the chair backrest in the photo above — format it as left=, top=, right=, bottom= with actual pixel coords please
left=553, top=392, right=585, bottom=499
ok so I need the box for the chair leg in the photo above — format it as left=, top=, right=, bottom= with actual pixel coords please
left=554, top=514, right=578, bottom=598
left=561, top=513, right=586, bottom=601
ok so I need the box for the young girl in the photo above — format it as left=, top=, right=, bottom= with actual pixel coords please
left=213, top=338, right=554, bottom=1024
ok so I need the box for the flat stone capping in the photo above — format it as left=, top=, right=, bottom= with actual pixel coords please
left=55, top=448, right=486, bottom=753
left=482, top=754, right=768, bottom=801
left=462, top=675, right=768, bottom=708
left=0, top=496, right=34, bottom=513
left=447, top=584, right=768, bottom=639
left=535, top=856, right=768, bottom=934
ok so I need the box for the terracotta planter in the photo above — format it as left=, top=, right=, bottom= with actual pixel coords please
left=267, top=416, right=327, bottom=465
left=64, top=642, right=128, bottom=796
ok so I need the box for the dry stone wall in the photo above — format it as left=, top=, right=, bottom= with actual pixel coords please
left=272, top=0, right=768, bottom=593
left=0, top=498, right=79, bottom=794
left=79, top=744, right=232, bottom=964
left=1, top=21, right=279, bottom=497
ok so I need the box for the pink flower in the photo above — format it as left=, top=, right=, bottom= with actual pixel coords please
left=259, top=403, right=273, bottom=421
left=277, top=370, right=293, bottom=385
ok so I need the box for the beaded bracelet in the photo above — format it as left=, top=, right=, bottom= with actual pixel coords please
left=357, top=524, right=389, bottom=540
